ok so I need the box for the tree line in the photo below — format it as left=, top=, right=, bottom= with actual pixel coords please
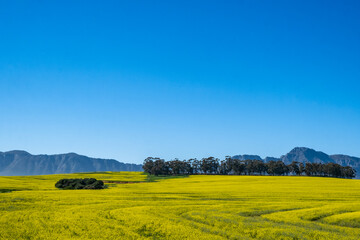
left=143, top=157, right=356, bottom=179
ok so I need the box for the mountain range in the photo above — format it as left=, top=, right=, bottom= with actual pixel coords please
left=1, top=147, right=359, bottom=177
left=0, top=150, right=142, bottom=176
left=233, top=147, right=360, bottom=177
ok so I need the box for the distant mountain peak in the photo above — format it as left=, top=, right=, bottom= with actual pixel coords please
left=291, top=147, right=311, bottom=151
left=281, top=147, right=330, bottom=164
left=287, top=147, right=318, bottom=154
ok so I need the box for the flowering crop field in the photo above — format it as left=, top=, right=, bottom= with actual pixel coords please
left=1, top=172, right=360, bottom=239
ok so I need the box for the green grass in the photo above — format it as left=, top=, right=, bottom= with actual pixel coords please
left=0, top=172, right=360, bottom=239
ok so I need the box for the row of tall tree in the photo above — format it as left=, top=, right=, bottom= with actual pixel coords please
left=143, top=157, right=356, bottom=179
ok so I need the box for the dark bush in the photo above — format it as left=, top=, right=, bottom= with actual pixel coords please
left=55, top=178, right=105, bottom=189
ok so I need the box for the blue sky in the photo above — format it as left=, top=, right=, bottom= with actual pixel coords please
left=1, top=0, right=359, bottom=163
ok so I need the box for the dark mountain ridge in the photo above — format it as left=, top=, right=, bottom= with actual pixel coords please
left=0, top=150, right=142, bottom=176
left=233, top=147, right=360, bottom=178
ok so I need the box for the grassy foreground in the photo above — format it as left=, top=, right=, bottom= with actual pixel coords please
left=0, top=172, right=360, bottom=239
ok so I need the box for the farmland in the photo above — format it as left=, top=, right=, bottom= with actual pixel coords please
left=0, top=172, right=360, bottom=239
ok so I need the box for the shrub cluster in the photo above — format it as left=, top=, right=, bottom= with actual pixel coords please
left=143, top=157, right=356, bottom=179
left=55, top=178, right=105, bottom=189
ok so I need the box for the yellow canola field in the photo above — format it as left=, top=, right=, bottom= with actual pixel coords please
left=1, top=172, right=360, bottom=239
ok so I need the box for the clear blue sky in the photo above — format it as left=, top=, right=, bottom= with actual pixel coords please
left=1, top=0, right=359, bottom=163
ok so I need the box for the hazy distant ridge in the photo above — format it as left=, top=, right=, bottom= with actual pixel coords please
left=0, top=150, right=142, bottom=176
